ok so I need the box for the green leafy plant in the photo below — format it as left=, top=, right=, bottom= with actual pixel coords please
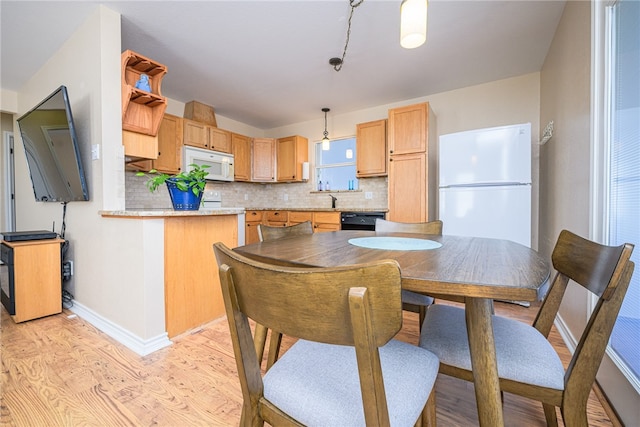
left=136, top=164, right=210, bottom=197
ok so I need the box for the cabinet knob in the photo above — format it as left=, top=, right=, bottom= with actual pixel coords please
left=390, top=150, right=394, bottom=154
left=389, top=158, right=393, bottom=162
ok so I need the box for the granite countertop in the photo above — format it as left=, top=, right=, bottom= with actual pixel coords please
left=100, top=208, right=245, bottom=217
left=245, top=208, right=388, bottom=212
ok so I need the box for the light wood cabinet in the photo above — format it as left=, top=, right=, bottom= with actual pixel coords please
left=232, top=133, right=251, bottom=181
left=245, top=210, right=264, bottom=245
left=209, top=127, right=232, bottom=154
left=264, top=210, right=288, bottom=227
left=388, top=103, right=428, bottom=155
left=276, top=135, right=308, bottom=182
left=312, top=211, right=341, bottom=232
left=387, top=102, right=437, bottom=222
left=251, top=138, right=276, bottom=182
left=288, top=211, right=313, bottom=225
left=121, top=50, right=167, bottom=137
left=127, top=114, right=183, bottom=174
left=356, top=119, right=387, bottom=177
left=183, top=119, right=208, bottom=149
left=1, top=239, right=63, bottom=323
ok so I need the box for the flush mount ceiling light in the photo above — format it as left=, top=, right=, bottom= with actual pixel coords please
left=400, top=0, right=427, bottom=49
left=330, top=0, right=365, bottom=71
left=321, top=108, right=331, bottom=150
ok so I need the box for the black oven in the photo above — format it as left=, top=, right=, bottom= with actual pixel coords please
left=340, top=211, right=386, bottom=231
left=0, top=243, right=15, bottom=315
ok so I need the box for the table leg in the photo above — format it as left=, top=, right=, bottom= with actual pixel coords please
left=465, top=297, right=504, bottom=427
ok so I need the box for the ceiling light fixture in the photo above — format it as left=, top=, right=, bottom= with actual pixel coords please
left=321, top=108, right=331, bottom=150
left=330, top=0, right=365, bottom=71
left=400, top=0, right=427, bottom=49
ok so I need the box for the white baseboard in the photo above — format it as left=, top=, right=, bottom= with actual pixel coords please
left=554, top=313, right=578, bottom=354
left=69, top=301, right=172, bottom=356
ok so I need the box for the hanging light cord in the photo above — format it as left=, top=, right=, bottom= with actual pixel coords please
left=332, top=0, right=365, bottom=72
left=324, top=111, right=329, bottom=138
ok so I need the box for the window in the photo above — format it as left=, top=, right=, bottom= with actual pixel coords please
left=606, top=0, right=640, bottom=382
left=315, top=137, right=358, bottom=191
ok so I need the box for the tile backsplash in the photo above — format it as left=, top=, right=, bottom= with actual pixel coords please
left=126, top=171, right=388, bottom=211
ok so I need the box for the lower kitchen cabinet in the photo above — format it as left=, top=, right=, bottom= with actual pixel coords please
left=245, top=210, right=264, bottom=244
left=244, top=211, right=340, bottom=242
left=312, top=211, right=340, bottom=232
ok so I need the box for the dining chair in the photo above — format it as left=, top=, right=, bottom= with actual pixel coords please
left=257, top=220, right=313, bottom=242
left=419, top=229, right=635, bottom=426
left=375, top=218, right=443, bottom=330
left=254, top=220, right=315, bottom=370
left=213, top=242, right=440, bottom=426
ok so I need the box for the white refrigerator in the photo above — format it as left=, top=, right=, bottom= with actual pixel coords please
left=438, top=123, right=532, bottom=247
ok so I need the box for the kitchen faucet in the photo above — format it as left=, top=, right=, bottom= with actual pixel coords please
left=329, top=195, right=337, bottom=209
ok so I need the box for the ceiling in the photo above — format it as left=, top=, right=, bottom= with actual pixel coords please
left=1, top=0, right=566, bottom=129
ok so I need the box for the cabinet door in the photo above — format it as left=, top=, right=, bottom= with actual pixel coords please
left=388, top=152, right=427, bottom=222
left=232, top=133, right=251, bottom=181
left=245, top=222, right=261, bottom=244
left=289, top=211, right=313, bottom=225
left=388, top=103, right=427, bottom=155
left=153, top=114, right=183, bottom=174
left=183, top=119, right=208, bottom=149
left=356, top=119, right=387, bottom=177
left=276, top=136, right=308, bottom=182
left=209, top=127, right=232, bottom=153
left=251, top=138, right=276, bottom=182
left=312, top=211, right=341, bottom=232
left=265, top=210, right=288, bottom=227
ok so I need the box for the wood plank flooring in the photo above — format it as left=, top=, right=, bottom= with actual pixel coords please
left=1, top=301, right=616, bottom=426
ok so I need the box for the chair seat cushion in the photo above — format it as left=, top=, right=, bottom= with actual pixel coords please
left=419, top=304, right=565, bottom=390
left=401, top=289, right=434, bottom=306
left=263, top=339, right=439, bottom=426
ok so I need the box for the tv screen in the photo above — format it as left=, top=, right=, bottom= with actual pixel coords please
left=17, top=85, right=89, bottom=202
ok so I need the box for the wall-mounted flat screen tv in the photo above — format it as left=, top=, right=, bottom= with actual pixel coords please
left=17, top=85, right=89, bottom=202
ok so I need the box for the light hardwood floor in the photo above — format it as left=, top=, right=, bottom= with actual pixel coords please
left=1, top=301, right=617, bottom=426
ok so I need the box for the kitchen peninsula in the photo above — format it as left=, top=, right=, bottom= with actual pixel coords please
left=101, top=208, right=244, bottom=338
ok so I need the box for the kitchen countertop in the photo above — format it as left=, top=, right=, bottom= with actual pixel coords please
left=245, top=208, right=388, bottom=212
left=100, top=208, right=245, bottom=217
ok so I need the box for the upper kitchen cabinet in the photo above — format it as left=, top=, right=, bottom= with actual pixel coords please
left=356, top=119, right=387, bottom=177
left=232, top=133, right=251, bottom=181
left=251, top=138, right=276, bottom=182
left=121, top=50, right=167, bottom=136
left=387, top=102, right=437, bottom=222
left=388, top=103, right=430, bottom=155
left=126, top=114, right=183, bottom=174
left=276, top=136, right=308, bottom=182
left=209, top=127, right=232, bottom=154
left=183, top=119, right=208, bottom=149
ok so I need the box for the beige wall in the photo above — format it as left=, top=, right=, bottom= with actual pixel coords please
left=539, top=1, right=591, bottom=334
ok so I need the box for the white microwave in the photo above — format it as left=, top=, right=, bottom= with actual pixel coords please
left=183, top=146, right=234, bottom=182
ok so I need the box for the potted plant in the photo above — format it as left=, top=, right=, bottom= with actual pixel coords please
left=136, top=164, right=210, bottom=211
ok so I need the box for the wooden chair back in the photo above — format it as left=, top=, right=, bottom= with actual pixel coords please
left=213, top=242, right=404, bottom=425
left=532, top=230, right=634, bottom=421
left=258, top=221, right=313, bottom=242
left=375, top=218, right=443, bottom=235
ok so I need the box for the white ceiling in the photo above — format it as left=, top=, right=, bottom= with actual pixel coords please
left=1, top=0, right=566, bottom=129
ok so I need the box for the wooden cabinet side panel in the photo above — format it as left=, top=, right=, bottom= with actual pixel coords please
left=388, top=153, right=427, bottom=222
left=12, top=241, right=62, bottom=323
left=164, top=216, right=238, bottom=337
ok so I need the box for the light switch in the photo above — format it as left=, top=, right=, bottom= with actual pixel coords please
left=91, top=144, right=100, bottom=160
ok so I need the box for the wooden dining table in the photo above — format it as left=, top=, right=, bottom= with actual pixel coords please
left=234, top=230, right=550, bottom=427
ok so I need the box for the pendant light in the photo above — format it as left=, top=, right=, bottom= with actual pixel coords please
left=321, top=108, right=331, bottom=151
left=400, top=0, right=427, bottom=49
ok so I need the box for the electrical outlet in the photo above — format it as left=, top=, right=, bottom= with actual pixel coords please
left=365, top=192, right=373, bottom=199
left=244, top=194, right=249, bottom=201
left=91, top=144, right=100, bottom=160
left=283, top=194, right=289, bottom=201
left=62, top=260, right=74, bottom=280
